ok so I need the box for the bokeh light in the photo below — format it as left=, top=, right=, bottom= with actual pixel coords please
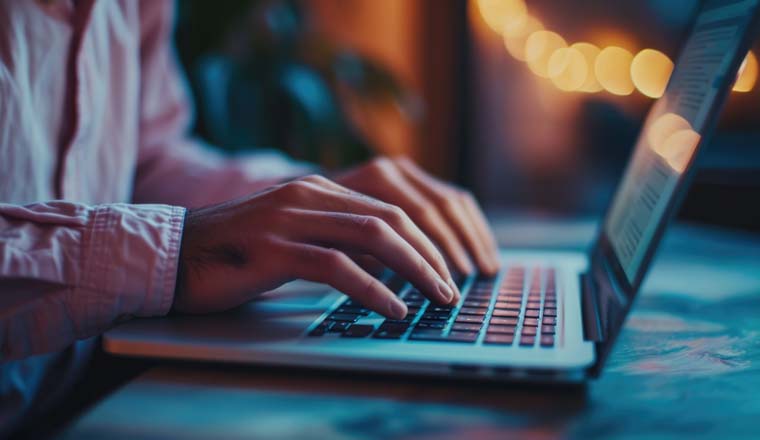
left=595, top=46, right=635, bottom=96
left=503, top=15, right=544, bottom=61
left=475, top=1, right=756, bottom=98
left=547, top=47, right=588, bottom=91
left=572, top=43, right=603, bottom=93
left=476, top=0, right=527, bottom=35
left=525, top=30, right=567, bottom=78
left=647, top=112, right=690, bottom=152
left=631, top=49, right=674, bottom=98
left=647, top=112, right=700, bottom=173
left=733, top=51, right=758, bottom=92
left=660, top=129, right=701, bottom=173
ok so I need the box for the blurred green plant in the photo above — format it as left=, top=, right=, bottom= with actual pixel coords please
left=174, top=0, right=420, bottom=168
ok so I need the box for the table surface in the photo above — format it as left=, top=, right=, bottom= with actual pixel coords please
left=60, top=217, right=760, bottom=440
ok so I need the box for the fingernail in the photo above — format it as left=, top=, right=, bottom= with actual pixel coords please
left=389, top=298, right=407, bottom=319
left=437, top=277, right=454, bottom=303
left=447, top=278, right=460, bottom=297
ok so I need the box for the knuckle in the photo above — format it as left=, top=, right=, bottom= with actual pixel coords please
left=301, top=174, right=330, bottom=185
left=412, top=201, right=435, bottom=220
left=322, top=249, right=349, bottom=276
left=383, top=204, right=408, bottom=226
left=457, top=188, right=475, bottom=202
left=363, top=216, right=389, bottom=238
left=280, top=180, right=311, bottom=200
left=292, top=244, right=320, bottom=264
left=440, top=194, right=459, bottom=212
left=373, top=157, right=396, bottom=176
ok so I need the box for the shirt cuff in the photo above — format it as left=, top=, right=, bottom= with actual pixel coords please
left=75, top=203, right=185, bottom=337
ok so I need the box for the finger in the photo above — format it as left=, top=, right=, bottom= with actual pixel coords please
left=461, top=192, right=500, bottom=269
left=394, top=158, right=496, bottom=274
left=289, top=176, right=457, bottom=291
left=347, top=253, right=386, bottom=277
left=393, top=184, right=475, bottom=278
left=283, top=241, right=407, bottom=319
left=327, top=169, right=475, bottom=277
left=282, top=209, right=455, bottom=305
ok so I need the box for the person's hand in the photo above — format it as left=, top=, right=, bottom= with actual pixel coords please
left=174, top=175, right=460, bottom=318
left=335, top=157, right=500, bottom=276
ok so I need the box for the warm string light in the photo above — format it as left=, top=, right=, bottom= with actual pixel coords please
left=477, top=0, right=757, bottom=97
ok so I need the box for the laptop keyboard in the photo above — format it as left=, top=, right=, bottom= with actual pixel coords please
left=307, top=266, right=558, bottom=348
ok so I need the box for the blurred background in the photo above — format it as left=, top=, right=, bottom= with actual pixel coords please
left=174, top=0, right=760, bottom=231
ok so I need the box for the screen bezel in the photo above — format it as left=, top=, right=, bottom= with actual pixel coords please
left=591, top=0, right=760, bottom=326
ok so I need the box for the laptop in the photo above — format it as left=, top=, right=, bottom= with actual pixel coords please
left=104, top=0, right=760, bottom=383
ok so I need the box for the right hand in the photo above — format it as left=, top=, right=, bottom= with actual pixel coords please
left=173, top=175, right=460, bottom=319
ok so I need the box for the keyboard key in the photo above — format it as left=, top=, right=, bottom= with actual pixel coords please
left=373, top=323, right=408, bottom=339
left=540, top=335, right=555, bottom=347
left=484, top=334, right=514, bottom=345
left=489, top=317, right=518, bottom=326
left=335, top=307, right=370, bottom=315
left=415, top=321, right=446, bottom=329
left=328, top=321, right=351, bottom=333
left=545, top=301, right=557, bottom=308
left=409, top=330, right=447, bottom=341
left=498, top=290, right=523, bottom=296
left=463, top=301, right=490, bottom=309
left=466, top=292, right=492, bottom=300
left=384, top=317, right=415, bottom=324
left=308, top=323, right=331, bottom=336
left=525, top=310, right=540, bottom=318
left=521, top=327, right=537, bottom=336
left=543, top=308, right=557, bottom=317
left=452, top=323, right=482, bottom=332
left=328, top=313, right=360, bottom=322
left=542, top=317, right=557, bottom=325
left=378, top=323, right=409, bottom=332
left=386, top=274, right=407, bottom=295
left=447, top=331, right=479, bottom=343
left=487, top=325, right=516, bottom=334
left=520, top=336, right=535, bottom=346
left=459, top=307, right=488, bottom=315
left=541, top=325, right=556, bottom=334
left=428, top=306, right=453, bottom=313
left=456, top=315, right=486, bottom=323
left=493, top=300, right=522, bottom=310
left=522, top=318, right=539, bottom=327
left=491, top=309, right=519, bottom=318
left=405, top=291, right=425, bottom=300
left=342, top=324, right=375, bottom=338
left=373, top=330, right=405, bottom=339
left=420, top=313, right=450, bottom=321
left=526, top=301, right=541, bottom=310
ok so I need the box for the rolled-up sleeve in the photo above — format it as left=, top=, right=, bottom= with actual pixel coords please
left=0, top=201, right=184, bottom=360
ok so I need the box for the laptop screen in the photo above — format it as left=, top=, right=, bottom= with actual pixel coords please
left=604, top=0, right=760, bottom=286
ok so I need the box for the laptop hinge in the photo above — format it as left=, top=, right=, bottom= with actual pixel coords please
left=580, top=273, right=603, bottom=342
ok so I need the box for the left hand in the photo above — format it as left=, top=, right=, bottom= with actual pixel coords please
left=335, top=157, right=500, bottom=276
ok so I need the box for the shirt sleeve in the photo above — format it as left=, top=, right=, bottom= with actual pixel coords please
left=133, top=0, right=313, bottom=209
left=0, top=201, right=184, bottom=360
